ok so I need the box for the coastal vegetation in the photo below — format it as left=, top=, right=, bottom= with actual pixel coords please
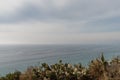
left=0, top=54, right=120, bottom=80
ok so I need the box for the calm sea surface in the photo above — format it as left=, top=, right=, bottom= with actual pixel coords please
left=0, top=44, right=120, bottom=76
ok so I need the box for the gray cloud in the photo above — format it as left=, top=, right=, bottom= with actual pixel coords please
left=0, top=0, right=120, bottom=23
left=0, top=0, right=120, bottom=44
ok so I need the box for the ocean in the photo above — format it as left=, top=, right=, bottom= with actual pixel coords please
left=0, top=44, right=120, bottom=76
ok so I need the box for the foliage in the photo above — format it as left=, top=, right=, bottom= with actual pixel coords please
left=0, top=71, right=21, bottom=80
left=0, top=54, right=120, bottom=80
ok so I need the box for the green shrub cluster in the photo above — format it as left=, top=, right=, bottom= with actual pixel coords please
left=0, top=54, right=120, bottom=80
left=0, top=71, right=21, bottom=80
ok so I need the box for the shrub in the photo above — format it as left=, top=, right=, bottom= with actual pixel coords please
left=0, top=54, right=119, bottom=80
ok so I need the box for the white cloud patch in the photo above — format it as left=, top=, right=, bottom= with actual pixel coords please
left=0, top=27, right=120, bottom=44
left=0, top=0, right=25, bottom=14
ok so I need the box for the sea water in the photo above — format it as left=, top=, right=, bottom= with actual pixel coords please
left=0, top=44, right=120, bottom=76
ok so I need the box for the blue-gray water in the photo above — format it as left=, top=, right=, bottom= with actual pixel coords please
left=0, top=44, right=120, bottom=76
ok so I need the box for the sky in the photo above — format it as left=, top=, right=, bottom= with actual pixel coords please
left=0, top=0, right=120, bottom=44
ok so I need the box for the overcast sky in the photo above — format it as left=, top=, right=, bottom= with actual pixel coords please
left=0, top=0, right=120, bottom=44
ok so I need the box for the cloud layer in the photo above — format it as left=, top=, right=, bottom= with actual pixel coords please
left=0, top=0, right=120, bottom=44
